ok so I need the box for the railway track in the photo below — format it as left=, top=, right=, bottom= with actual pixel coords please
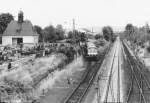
left=63, top=45, right=112, bottom=103
left=117, top=44, right=121, bottom=103
left=122, top=41, right=150, bottom=103
left=104, top=45, right=117, bottom=102
left=103, top=41, right=121, bottom=102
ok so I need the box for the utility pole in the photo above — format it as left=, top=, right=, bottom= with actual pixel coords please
left=73, top=19, right=75, bottom=32
left=73, top=18, right=77, bottom=44
left=72, top=19, right=75, bottom=43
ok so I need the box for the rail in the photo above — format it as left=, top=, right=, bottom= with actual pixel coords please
left=104, top=42, right=118, bottom=102
left=122, top=40, right=150, bottom=103
left=63, top=44, right=112, bottom=103
left=117, top=45, right=120, bottom=103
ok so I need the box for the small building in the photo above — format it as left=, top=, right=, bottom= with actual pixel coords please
left=2, top=11, right=39, bottom=46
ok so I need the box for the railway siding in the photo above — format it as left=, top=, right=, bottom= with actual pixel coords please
left=122, top=40, right=150, bottom=103
left=63, top=41, right=111, bottom=103
left=83, top=37, right=123, bottom=103
left=82, top=43, right=113, bottom=103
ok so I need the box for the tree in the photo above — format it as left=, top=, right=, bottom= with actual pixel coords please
left=55, top=24, right=65, bottom=40
left=67, top=31, right=74, bottom=39
left=0, top=13, right=14, bottom=34
left=125, top=24, right=135, bottom=39
left=125, top=24, right=134, bottom=32
left=95, top=34, right=103, bottom=40
left=102, top=26, right=114, bottom=41
left=80, top=33, right=87, bottom=42
left=67, top=30, right=86, bottom=43
left=34, top=25, right=43, bottom=42
left=43, top=24, right=66, bottom=42
left=43, top=25, right=56, bottom=42
left=145, top=23, right=150, bottom=34
left=67, top=31, right=78, bottom=43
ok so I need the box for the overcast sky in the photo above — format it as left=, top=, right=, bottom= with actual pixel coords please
left=1, top=0, right=150, bottom=31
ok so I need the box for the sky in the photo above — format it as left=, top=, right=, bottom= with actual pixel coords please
left=1, top=0, right=150, bottom=31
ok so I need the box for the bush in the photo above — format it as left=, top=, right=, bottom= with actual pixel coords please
left=57, top=46, right=76, bottom=62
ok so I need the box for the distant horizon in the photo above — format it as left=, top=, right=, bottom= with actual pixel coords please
left=2, top=12, right=148, bottom=33
left=8, top=14, right=126, bottom=32
left=1, top=0, right=150, bottom=32
left=6, top=11, right=148, bottom=33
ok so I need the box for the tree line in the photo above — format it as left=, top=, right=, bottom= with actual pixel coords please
left=94, top=26, right=115, bottom=42
left=34, top=24, right=65, bottom=42
left=120, top=23, right=150, bottom=46
left=0, top=13, right=66, bottom=43
left=0, top=12, right=116, bottom=43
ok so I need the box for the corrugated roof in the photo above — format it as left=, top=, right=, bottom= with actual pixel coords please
left=3, top=20, right=38, bottom=36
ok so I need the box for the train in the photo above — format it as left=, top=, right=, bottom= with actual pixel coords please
left=84, top=42, right=98, bottom=61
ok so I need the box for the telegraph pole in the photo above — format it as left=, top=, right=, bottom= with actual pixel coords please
left=73, top=18, right=76, bottom=39
left=73, top=19, right=75, bottom=32
left=73, top=18, right=76, bottom=43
